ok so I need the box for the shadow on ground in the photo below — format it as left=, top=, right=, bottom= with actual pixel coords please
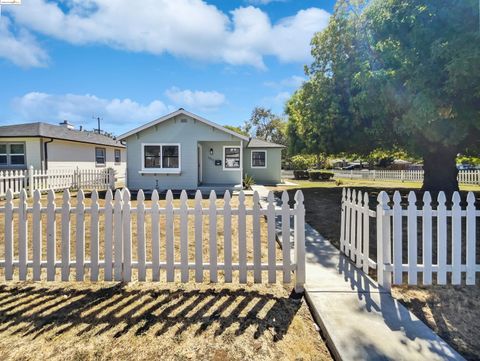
left=0, top=284, right=301, bottom=342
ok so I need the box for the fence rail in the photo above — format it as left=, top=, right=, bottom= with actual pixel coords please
left=333, top=169, right=480, bottom=185
left=0, top=166, right=115, bottom=198
left=0, top=188, right=306, bottom=290
left=340, top=188, right=479, bottom=290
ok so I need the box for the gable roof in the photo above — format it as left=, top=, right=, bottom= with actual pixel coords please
left=247, top=138, right=285, bottom=148
left=0, top=122, right=125, bottom=148
left=118, top=109, right=250, bottom=141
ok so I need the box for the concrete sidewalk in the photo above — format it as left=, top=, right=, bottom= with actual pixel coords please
left=252, top=185, right=464, bottom=361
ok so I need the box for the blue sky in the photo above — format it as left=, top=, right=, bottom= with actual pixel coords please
left=0, top=0, right=335, bottom=134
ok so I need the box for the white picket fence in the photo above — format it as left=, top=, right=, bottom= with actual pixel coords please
left=333, top=169, right=480, bottom=185
left=0, top=188, right=306, bottom=290
left=340, top=188, right=479, bottom=290
left=0, top=166, right=115, bottom=198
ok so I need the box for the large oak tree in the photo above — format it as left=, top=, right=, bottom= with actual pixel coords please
left=287, top=0, right=480, bottom=192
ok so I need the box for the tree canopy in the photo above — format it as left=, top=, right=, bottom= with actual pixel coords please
left=287, top=0, right=480, bottom=191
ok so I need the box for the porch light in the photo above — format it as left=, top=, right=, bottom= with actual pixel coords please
left=209, top=148, right=213, bottom=155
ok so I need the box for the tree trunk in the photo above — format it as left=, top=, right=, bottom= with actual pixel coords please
left=422, top=148, right=459, bottom=195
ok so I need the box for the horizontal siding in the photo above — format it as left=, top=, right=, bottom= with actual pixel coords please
left=125, top=115, right=243, bottom=190
left=243, top=148, right=282, bottom=185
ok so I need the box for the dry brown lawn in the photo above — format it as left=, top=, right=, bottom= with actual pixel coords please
left=0, top=191, right=332, bottom=361
left=273, top=182, right=480, bottom=361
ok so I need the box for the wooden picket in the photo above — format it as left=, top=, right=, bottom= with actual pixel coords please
left=0, top=188, right=305, bottom=289
left=0, top=166, right=115, bottom=199
left=333, top=169, right=480, bottom=185
left=341, top=188, right=480, bottom=288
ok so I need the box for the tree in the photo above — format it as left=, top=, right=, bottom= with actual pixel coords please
left=244, top=107, right=288, bottom=146
left=224, top=125, right=249, bottom=137
left=289, top=0, right=480, bottom=192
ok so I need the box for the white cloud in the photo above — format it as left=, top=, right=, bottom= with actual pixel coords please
left=12, top=92, right=172, bottom=132
left=0, top=16, right=48, bottom=67
left=5, top=0, right=330, bottom=68
left=245, top=0, right=287, bottom=5
left=165, top=87, right=226, bottom=111
left=260, top=91, right=290, bottom=111
left=264, top=75, right=305, bottom=89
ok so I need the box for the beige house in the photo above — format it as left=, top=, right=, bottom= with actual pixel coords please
left=0, top=121, right=126, bottom=180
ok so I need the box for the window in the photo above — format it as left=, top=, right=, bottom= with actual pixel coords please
left=162, top=145, right=179, bottom=168
left=251, top=150, right=267, bottom=168
left=95, top=147, right=106, bottom=165
left=114, top=149, right=121, bottom=164
left=224, top=146, right=241, bottom=170
left=0, top=144, right=7, bottom=165
left=0, top=143, right=25, bottom=167
left=142, top=144, right=181, bottom=171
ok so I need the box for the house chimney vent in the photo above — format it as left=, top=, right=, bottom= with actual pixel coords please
left=59, top=120, right=74, bottom=130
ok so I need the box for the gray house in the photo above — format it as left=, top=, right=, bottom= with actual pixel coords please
left=118, top=109, right=284, bottom=192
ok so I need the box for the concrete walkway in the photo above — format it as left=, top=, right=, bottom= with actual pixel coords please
left=252, top=185, right=464, bottom=361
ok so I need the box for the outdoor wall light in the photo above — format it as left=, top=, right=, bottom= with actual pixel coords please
left=209, top=148, right=213, bottom=155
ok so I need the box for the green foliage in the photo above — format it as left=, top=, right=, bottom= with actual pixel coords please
left=243, top=174, right=255, bottom=190
left=244, top=107, right=287, bottom=146
left=224, top=125, right=249, bottom=137
left=290, top=154, right=317, bottom=170
left=293, top=170, right=310, bottom=180
left=308, top=170, right=334, bottom=181
left=287, top=0, right=480, bottom=190
left=457, top=155, right=480, bottom=166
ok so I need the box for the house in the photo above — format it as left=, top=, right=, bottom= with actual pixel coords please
left=118, top=109, right=284, bottom=192
left=0, top=121, right=126, bottom=180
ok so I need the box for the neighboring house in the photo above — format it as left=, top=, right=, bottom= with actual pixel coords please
left=118, top=109, right=284, bottom=192
left=0, top=121, right=126, bottom=179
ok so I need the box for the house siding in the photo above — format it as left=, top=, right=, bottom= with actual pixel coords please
left=125, top=115, right=243, bottom=190
left=46, top=139, right=126, bottom=182
left=243, top=148, right=282, bottom=185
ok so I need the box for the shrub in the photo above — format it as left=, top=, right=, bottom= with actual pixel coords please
left=308, top=170, right=334, bottom=181
left=290, top=154, right=316, bottom=170
left=293, top=170, right=309, bottom=179
left=243, top=174, right=255, bottom=190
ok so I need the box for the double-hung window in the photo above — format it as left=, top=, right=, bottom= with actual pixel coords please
left=143, top=144, right=180, bottom=171
left=251, top=150, right=267, bottom=168
left=95, top=147, right=106, bottom=166
left=114, top=149, right=121, bottom=164
left=223, top=146, right=241, bottom=170
left=0, top=143, right=25, bottom=167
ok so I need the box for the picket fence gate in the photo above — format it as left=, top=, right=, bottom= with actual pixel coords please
left=340, top=188, right=479, bottom=290
left=0, top=188, right=306, bottom=291
left=333, top=169, right=480, bottom=185
left=0, top=166, right=115, bottom=198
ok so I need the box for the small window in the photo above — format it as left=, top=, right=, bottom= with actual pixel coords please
left=251, top=150, right=266, bottom=168
left=114, top=149, right=121, bottom=164
left=0, top=144, right=7, bottom=165
left=224, top=146, right=241, bottom=170
left=142, top=144, right=181, bottom=171
left=95, top=147, right=106, bottom=165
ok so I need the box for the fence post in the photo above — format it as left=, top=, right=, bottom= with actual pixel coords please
left=372, top=170, right=376, bottom=181
left=400, top=170, right=405, bottom=182
left=108, top=168, right=115, bottom=190
left=28, top=165, right=34, bottom=197
left=376, top=191, right=392, bottom=291
left=294, top=190, right=306, bottom=293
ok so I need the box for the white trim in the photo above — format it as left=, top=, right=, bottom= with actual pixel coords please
left=118, top=109, right=250, bottom=141
left=251, top=150, right=267, bottom=168
left=141, top=143, right=181, bottom=172
left=223, top=145, right=241, bottom=171
left=197, top=144, right=203, bottom=184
